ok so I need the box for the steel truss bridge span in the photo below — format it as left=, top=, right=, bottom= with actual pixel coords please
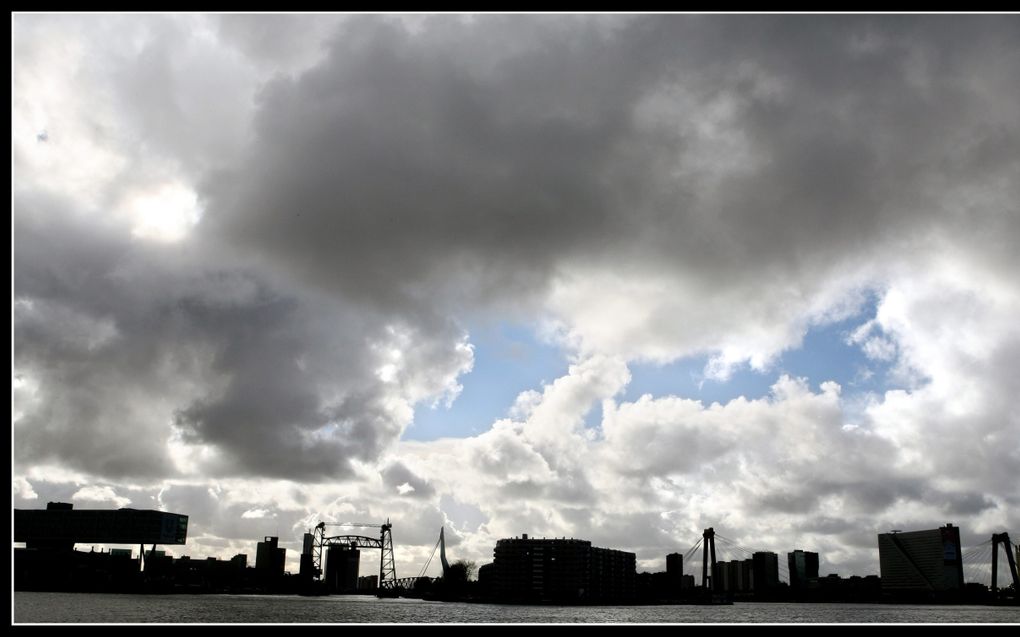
left=319, top=535, right=386, bottom=550
left=312, top=520, right=397, bottom=590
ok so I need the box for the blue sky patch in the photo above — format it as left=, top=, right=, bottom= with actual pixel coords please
left=404, top=322, right=568, bottom=441
left=408, top=298, right=900, bottom=441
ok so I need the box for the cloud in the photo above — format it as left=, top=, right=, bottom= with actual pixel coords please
left=241, top=508, right=274, bottom=519
left=398, top=348, right=1017, bottom=576
left=847, top=320, right=898, bottom=363
left=13, top=477, right=38, bottom=501
left=198, top=15, right=1020, bottom=373
left=381, top=461, right=436, bottom=499
left=13, top=190, right=473, bottom=482
left=13, top=14, right=1020, bottom=581
left=213, top=14, right=347, bottom=75
left=71, top=485, right=132, bottom=508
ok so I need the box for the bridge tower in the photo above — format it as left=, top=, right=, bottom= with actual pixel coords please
left=380, top=520, right=396, bottom=588
left=991, top=532, right=1019, bottom=595
left=702, top=527, right=717, bottom=591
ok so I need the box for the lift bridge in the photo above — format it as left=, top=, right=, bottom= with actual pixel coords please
left=311, top=521, right=451, bottom=592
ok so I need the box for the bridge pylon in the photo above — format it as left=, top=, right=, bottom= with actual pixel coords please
left=991, top=532, right=1019, bottom=596
left=702, top=528, right=717, bottom=591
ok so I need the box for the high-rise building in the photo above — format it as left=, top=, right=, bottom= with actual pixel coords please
left=735, top=559, right=754, bottom=592
left=589, top=546, right=634, bottom=601
left=712, top=560, right=728, bottom=592
left=299, top=532, right=316, bottom=580
left=491, top=535, right=635, bottom=602
left=666, top=552, right=683, bottom=597
left=325, top=545, right=360, bottom=593
left=878, top=523, right=963, bottom=593
left=299, top=553, right=315, bottom=580
left=711, top=559, right=752, bottom=593
left=788, top=550, right=819, bottom=591
left=752, top=552, right=779, bottom=591
left=255, top=536, right=286, bottom=578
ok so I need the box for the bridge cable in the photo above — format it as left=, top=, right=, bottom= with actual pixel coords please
left=417, top=534, right=442, bottom=579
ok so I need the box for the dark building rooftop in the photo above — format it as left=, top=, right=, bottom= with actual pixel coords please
left=15, top=502, right=189, bottom=547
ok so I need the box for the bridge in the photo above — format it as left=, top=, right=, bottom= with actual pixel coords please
left=389, top=576, right=431, bottom=590
left=311, top=521, right=452, bottom=593
left=962, top=532, right=1020, bottom=597
left=312, top=520, right=398, bottom=589
left=683, top=525, right=1019, bottom=601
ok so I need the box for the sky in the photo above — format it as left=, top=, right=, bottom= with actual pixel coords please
left=12, top=13, right=1020, bottom=584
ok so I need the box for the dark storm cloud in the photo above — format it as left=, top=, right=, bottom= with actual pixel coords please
left=687, top=16, right=1020, bottom=276
left=380, top=461, right=437, bottom=499
left=14, top=194, right=180, bottom=478
left=201, top=15, right=672, bottom=313
left=13, top=191, right=470, bottom=481
left=934, top=491, right=998, bottom=517
left=204, top=15, right=1019, bottom=321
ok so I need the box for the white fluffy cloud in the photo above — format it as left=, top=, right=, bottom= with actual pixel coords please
left=70, top=485, right=133, bottom=508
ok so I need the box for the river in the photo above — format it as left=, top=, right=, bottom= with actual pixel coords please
left=13, top=592, right=1020, bottom=623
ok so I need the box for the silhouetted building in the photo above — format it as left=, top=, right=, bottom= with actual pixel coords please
left=636, top=571, right=672, bottom=601
left=139, top=553, right=251, bottom=593
left=878, top=523, right=964, bottom=595
left=299, top=532, right=316, bottom=581
left=325, top=544, right=360, bottom=593
left=144, top=548, right=168, bottom=567
left=491, top=535, right=635, bottom=603
left=15, top=502, right=188, bottom=550
left=255, top=536, right=286, bottom=578
left=788, top=550, right=819, bottom=591
left=752, top=552, right=779, bottom=592
left=14, top=502, right=189, bottom=592
left=477, top=562, right=494, bottom=596
left=818, top=573, right=883, bottom=602
left=14, top=545, right=141, bottom=592
left=299, top=553, right=315, bottom=581
left=666, top=552, right=683, bottom=598
left=712, top=560, right=729, bottom=592
left=734, top=559, right=754, bottom=593
left=711, top=559, right=752, bottom=594
left=358, top=574, right=378, bottom=591
left=589, top=546, right=635, bottom=601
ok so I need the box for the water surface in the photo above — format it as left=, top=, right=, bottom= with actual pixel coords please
left=14, top=593, right=1020, bottom=624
